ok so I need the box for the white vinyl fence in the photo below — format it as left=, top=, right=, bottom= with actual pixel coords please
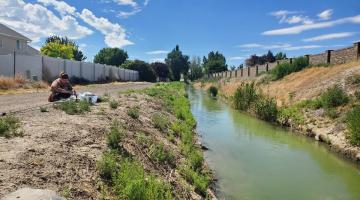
left=0, top=52, right=139, bottom=82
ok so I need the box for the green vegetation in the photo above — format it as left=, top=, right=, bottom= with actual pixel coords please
left=203, top=51, right=227, bottom=73
left=94, top=47, right=128, bottom=67
left=355, top=90, right=360, bottom=100
left=151, top=62, right=171, bottom=81
left=208, top=86, right=218, bottom=97
left=346, top=106, right=360, bottom=146
left=165, top=45, right=190, bottom=81
left=152, top=113, right=169, bottom=131
left=271, top=56, right=309, bottom=80
left=42, top=36, right=86, bottom=61
left=277, top=106, right=304, bottom=126
left=40, top=42, right=74, bottom=60
left=127, top=107, right=140, bottom=119
left=61, top=186, right=71, bottom=199
left=0, top=116, right=22, bottom=138
left=254, top=96, right=278, bottom=122
left=109, top=100, right=119, bottom=109
left=233, top=82, right=258, bottom=111
left=149, top=143, right=174, bottom=165
left=122, top=60, right=157, bottom=82
left=97, top=151, right=119, bottom=181
left=98, top=93, right=110, bottom=102
left=189, top=56, right=203, bottom=81
left=320, top=85, right=349, bottom=108
left=55, top=100, right=91, bottom=115
left=106, top=120, right=124, bottom=150
left=179, top=167, right=210, bottom=196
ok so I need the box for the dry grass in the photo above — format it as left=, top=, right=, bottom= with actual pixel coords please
left=0, top=75, right=48, bottom=93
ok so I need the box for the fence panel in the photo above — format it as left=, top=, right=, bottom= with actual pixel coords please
left=65, top=60, right=81, bottom=78
left=81, top=62, right=94, bottom=81
left=95, top=64, right=105, bottom=81
left=110, top=66, right=119, bottom=81
left=0, top=54, right=14, bottom=77
left=15, top=54, right=42, bottom=80
left=43, top=57, right=65, bottom=81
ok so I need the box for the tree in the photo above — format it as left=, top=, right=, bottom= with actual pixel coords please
left=165, top=45, right=190, bottom=81
left=122, top=60, right=157, bottom=82
left=230, top=65, right=236, bottom=71
left=44, top=35, right=86, bottom=61
left=40, top=42, right=74, bottom=59
left=188, top=56, right=203, bottom=81
left=151, top=62, right=170, bottom=81
left=265, top=50, right=276, bottom=63
left=275, top=52, right=287, bottom=60
left=94, top=48, right=128, bottom=67
left=203, top=51, right=227, bottom=73
left=238, top=64, right=244, bottom=69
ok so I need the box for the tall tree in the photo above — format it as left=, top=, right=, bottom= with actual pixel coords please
left=94, top=48, right=128, bottom=67
left=122, top=60, right=157, bottom=82
left=165, top=45, right=190, bottom=81
left=203, top=51, right=227, bottom=73
left=43, top=35, right=86, bottom=61
left=40, top=42, right=74, bottom=60
left=189, top=56, right=203, bottom=81
left=265, top=50, right=276, bottom=63
left=275, top=52, right=287, bottom=60
left=151, top=62, right=170, bottom=80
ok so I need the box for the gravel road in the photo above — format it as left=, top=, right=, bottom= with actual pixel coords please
left=0, top=82, right=153, bottom=114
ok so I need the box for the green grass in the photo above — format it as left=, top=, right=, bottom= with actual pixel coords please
left=233, top=82, right=258, bottom=111
left=0, top=116, right=23, bottom=138
left=98, top=92, right=110, bottom=102
left=320, top=85, right=349, bottom=108
left=152, top=113, right=169, bottom=132
left=254, top=96, right=278, bottom=122
left=271, top=56, right=309, bottom=80
left=109, top=100, right=119, bottom=109
left=127, top=107, right=140, bottom=119
left=277, top=106, right=304, bottom=126
left=346, top=106, right=360, bottom=146
left=149, top=143, right=174, bottom=165
left=106, top=120, right=124, bottom=150
left=55, top=100, right=91, bottom=115
left=179, top=167, right=210, bottom=196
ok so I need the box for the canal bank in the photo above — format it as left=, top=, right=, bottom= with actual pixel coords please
left=188, top=87, right=360, bottom=200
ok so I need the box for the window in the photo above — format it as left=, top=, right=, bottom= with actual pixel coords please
left=16, top=40, right=20, bottom=50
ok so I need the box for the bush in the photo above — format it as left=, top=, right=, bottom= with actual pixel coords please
left=56, top=100, right=91, bottom=115
left=98, top=93, right=110, bottom=102
left=0, top=116, right=22, bottom=138
left=122, top=60, right=157, bottom=82
left=254, top=96, right=278, bottom=122
left=188, top=150, right=204, bottom=171
left=149, top=143, right=174, bottom=165
left=207, top=86, right=218, bottom=97
left=152, top=113, right=169, bottom=131
left=97, top=151, right=118, bottom=181
left=179, top=167, right=210, bottom=196
left=271, top=56, right=309, bottom=80
left=233, top=82, right=258, bottom=111
left=109, top=100, right=119, bottom=109
left=112, top=159, right=172, bottom=200
left=107, top=120, right=124, bottom=150
left=127, top=107, right=139, bottom=119
left=320, top=86, right=349, bottom=108
left=346, top=106, right=360, bottom=145
left=278, top=107, right=304, bottom=126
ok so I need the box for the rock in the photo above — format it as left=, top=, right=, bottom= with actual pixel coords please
left=315, top=108, right=324, bottom=117
left=1, top=188, right=66, bottom=200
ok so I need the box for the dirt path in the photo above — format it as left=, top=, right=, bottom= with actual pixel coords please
left=0, top=82, right=153, bottom=114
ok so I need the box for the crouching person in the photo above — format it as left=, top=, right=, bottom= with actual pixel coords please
left=48, top=72, right=76, bottom=102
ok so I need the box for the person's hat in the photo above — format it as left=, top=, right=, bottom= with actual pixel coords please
left=59, top=72, right=69, bottom=79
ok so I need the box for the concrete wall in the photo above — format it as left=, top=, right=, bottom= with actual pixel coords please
left=309, top=52, right=328, bottom=65
left=330, top=46, right=357, bottom=65
left=0, top=53, right=139, bottom=82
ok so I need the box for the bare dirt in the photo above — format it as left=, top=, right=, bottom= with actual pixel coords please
left=0, top=84, right=206, bottom=199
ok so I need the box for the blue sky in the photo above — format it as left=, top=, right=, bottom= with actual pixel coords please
left=1, top=0, right=360, bottom=66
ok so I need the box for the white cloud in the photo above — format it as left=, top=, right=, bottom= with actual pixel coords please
left=144, top=0, right=150, bottom=6
left=37, top=0, right=76, bottom=16
left=229, top=56, right=245, bottom=61
left=283, top=45, right=322, bottom=51
left=237, top=43, right=291, bottom=49
left=118, top=8, right=141, bottom=18
left=146, top=50, right=169, bottom=55
left=303, top=32, right=355, bottom=42
left=270, top=10, right=313, bottom=25
left=0, top=0, right=93, bottom=42
left=113, top=0, right=137, bottom=8
left=262, top=15, right=360, bottom=35
left=79, top=9, right=133, bottom=47
left=318, top=9, right=333, bottom=20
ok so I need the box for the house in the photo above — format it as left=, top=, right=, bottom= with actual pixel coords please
left=0, top=23, right=39, bottom=55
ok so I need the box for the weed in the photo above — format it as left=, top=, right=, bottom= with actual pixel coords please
left=278, top=107, right=304, bottom=126
left=97, top=151, right=118, bottom=181
left=179, top=167, right=210, bottom=196
left=254, top=96, right=278, bottom=122
left=207, top=86, right=218, bottom=97
left=346, top=106, right=360, bottom=145
left=109, top=100, right=119, bottom=109
left=107, top=120, right=124, bottom=150
left=152, top=113, right=169, bottom=131
left=127, top=107, right=139, bottom=119
left=233, top=82, right=258, bottom=111
left=325, top=108, right=338, bottom=119
left=149, top=143, right=174, bottom=165
left=98, top=93, right=110, bottom=102
left=0, top=116, right=22, bottom=138
left=271, top=56, right=309, bottom=80
left=56, top=100, right=91, bottom=115
left=320, top=85, right=349, bottom=108
left=61, top=186, right=71, bottom=199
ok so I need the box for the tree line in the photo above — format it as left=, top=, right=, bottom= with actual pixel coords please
left=40, top=35, right=287, bottom=82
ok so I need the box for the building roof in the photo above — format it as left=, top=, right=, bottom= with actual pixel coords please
left=0, top=23, right=31, bottom=41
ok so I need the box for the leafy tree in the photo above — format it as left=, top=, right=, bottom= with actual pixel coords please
left=123, top=60, right=157, bottom=82
left=230, top=65, right=236, bottom=71
left=203, top=51, right=227, bottom=73
left=94, top=48, right=128, bottom=67
left=40, top=42, right=74, bottom=59
left=265, top=50, right=276, bottom=63
left=238, top=64, right=244, bottom=69
left=275, top=52, right=287, bottom=60
left=151, top=62, right=170, bottom=80
left=188, top=56, right=203, bottom=81
left=165, top=45, right=190, bottom=81
left=44, top=35, right=86, bottom=61
left=245, top=55, right=259, bottom=66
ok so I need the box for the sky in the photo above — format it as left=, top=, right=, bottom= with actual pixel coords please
left=1, top=0, right=360, bottom=66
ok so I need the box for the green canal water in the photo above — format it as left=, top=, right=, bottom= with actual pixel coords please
left=187, top=87, right=360, bottom=200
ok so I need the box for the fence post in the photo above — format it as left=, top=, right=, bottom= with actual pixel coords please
left=248, top=67, right=250, bottom=77
left=241, top=68, right=243, bottom=77
left=93, top=63, right=96, bottom=81
left=266, top=63, right=269, bottom=72
left=256, top=65, right=258, bottom=76
left=289, top=58, right=293, bottom=64
left=326, top=50, right=333, bottom=64
left=354, top=42, right=360, bottom=61
left=235, top=70, right=237, bottom=78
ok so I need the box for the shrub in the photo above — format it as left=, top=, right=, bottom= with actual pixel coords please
left=56, top=100, right=91, bottom=115
left=127, top=107, right=139, bottom=119
left=107, top=120, right=124, bottom=150
left=188, top=150, right=204, bottom=171
left=233, top=82, right=258, bottom=111
left=0, top=116, right=22, bottom=138
left=254, top=96, right=278, bottom=122
left=179, top=167, right=210, bottom=196
left=109, top=100, right=119, bottom=109
left=271, top=56, right=309, bottom=80
left=346, top=106, right=360, bottom=145
left=207, top=86, right=218, bottom=97
left=320, top=86, right=349, bottom=108
left=152, top=113, right=169, bottom=131
left=112, top=159, right=172, bottom=200
left=278, top=107, right=304, bottom=126
left=149, top=143, right=174, bottom=165
left=97, top=151, right=118, bottom=181
left=98, top=93, right=110, bottom=102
